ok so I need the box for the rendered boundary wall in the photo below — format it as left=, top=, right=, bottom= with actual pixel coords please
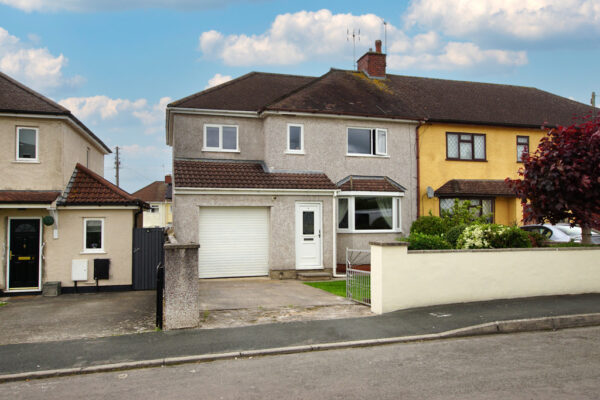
left=370, top=242, right=600, bottom=314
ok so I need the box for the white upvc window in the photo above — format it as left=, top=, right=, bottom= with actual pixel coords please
left=286, top=123, right=304, bottom=154
left=203, top=124, right=239, bottom=152
left=337, top=193, right=402, bottom=233
left=83, top=218, right=104, bottom=253
left=16, top=126, right=39, bottom=162
left=347, top=127, right=387, bottom=156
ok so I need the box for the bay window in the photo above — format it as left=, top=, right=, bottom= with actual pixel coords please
left=337, top=195, right=402, bottom=232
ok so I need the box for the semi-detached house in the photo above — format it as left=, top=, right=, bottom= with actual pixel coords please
left=166, top=40, right=595, bottom=280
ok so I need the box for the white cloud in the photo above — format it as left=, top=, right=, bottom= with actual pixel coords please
left=0, top=27, right=81, bottom=90
left=199, top=9, right=391, bottom=66
left=59, top=95, right=170, bottom=135
left=199, top=9, right=529, bottom=72
left=404, top=0, right=600, bottom=41
left=0, top=0, right=242, bottom=12
left=389, top=42, right=527, bottom=70
left=205, top=73, right=232, bottom=88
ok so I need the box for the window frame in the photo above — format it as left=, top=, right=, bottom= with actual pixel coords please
left=446, top=132, right=486, bottom=161
left=337, top=192, right=403, bottom=233
left=516, top=135, right=529, bottom=163
left=286, top=123, right=304, bottom=154
left=202, top=124, right=239, bottom=152
left=16, top=126, right=39, bottom=162
left=82, top=218, right=105, bottom=253
left=438, top=197, right=495, bottom=222
left=346, top=127, right=388, bottom=157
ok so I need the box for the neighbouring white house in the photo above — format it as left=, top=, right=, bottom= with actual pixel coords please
left=132, top=175, right=173, bottom=228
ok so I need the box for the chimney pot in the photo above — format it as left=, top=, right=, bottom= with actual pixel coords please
left=165, top=174, right=172, bottom=184
left=375, top=40, right=382, bottom=53
left=356, top=40, right=387, bottom=78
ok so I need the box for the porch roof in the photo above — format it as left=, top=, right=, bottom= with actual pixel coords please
left=0, top=190, right=61, bottom=204
left=337, top=175, right=406, bottom=192
left=434, top=179, right=517, bottom=198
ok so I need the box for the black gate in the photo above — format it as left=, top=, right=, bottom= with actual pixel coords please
left=132, top=227, right=165, bottom=290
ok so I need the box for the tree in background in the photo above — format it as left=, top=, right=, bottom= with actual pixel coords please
left=507, top=116, right=600, bottom=244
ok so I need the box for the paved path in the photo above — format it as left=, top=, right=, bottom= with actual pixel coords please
left=4, top=326, right=600, bottom=399
left=0, top=293, right=598, bottom=377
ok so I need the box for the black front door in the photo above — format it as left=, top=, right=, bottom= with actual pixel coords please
left=9, top=219, right=41, bottom=289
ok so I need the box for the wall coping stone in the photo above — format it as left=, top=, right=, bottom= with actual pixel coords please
left=407, top=246, right=600, bottom=254
left=369, top=241, right=409, bottom=247
left=164, top=243, right=200, bottom=250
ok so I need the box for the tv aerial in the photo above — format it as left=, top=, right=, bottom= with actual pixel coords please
left=347, top=28, right=360, bottom=69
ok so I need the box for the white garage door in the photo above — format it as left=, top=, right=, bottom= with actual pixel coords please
left=198, top=207, right=269, bottom=278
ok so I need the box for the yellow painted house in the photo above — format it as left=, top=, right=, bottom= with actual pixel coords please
left=418, top=123, right=546, bottom=225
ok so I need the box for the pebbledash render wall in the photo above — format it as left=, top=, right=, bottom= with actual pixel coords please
left=0, top=116, right=105, bottom=191
left=0, top=208, right=134, bottom=291
left=173, top=193, right=335, bottom=274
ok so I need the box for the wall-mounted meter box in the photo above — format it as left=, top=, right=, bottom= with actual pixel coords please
left=71, top=259, right=88, bottom=281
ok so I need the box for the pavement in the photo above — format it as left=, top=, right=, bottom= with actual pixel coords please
left=1, top=293, right=599, bottom=383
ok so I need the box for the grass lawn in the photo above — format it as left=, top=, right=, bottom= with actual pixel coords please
left=303, top=280, right=347, bottom=297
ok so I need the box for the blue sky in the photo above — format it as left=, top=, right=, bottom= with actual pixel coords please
left=1, top=0, right=599, bottom=192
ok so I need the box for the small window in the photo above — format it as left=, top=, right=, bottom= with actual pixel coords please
left=347, top=128, right=387, bottom=156
left=83, top=219, right=104, bottom=252
left=446, top=132, right=486, bottom=161
left=149, top=205, right=159, bottom=214
left=203, top=125, right=238, bottom=152
left=287, top=124, right=304, bottom=153
left=517, top=136, right=529, bottom=162
left=16, top=127, right=38, bottom=161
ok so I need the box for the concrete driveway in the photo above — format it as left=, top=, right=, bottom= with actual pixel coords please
left=198, top=278, right=372, bottom=329
left=0, top=291, right=155, bottom=345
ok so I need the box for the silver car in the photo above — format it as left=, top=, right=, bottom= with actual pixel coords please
left=520, top=224, right=600, bottom=244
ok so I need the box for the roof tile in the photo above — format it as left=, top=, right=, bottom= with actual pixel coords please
left=434, top=179, right=516, bottom=197
left=0, top=191, right=61, bottom=204
left=174, top=159, right=336, bottom=190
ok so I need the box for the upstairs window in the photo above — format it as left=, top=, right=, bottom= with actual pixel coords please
left=203, top=124, right=238, bottom=152
left=446, top=132, right=486, bottom=161
left=347, top=128, right=387, bottom=156
left=287, top=124, right=304, bottom=153
left=16, top=127, right=38, bottom=161
left=517, top=136, right=529, bottom=162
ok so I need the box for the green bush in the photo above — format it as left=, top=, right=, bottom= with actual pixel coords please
left=524, top=231, right=548, bottom=247
left=440, top=199, right=491, bottom=229
left=410, top=216, right=446, bottom=236
left=406, top=232, right=451, bottom=250
left=445, top=224, right=467, bottom=248
left=457, top=224, right=532, bottom=249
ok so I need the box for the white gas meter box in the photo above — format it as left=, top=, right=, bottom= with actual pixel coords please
left=71, top=259, right=88, bottom=281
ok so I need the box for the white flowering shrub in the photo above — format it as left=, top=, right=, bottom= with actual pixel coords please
left=456, top=224, right=509, bottom=249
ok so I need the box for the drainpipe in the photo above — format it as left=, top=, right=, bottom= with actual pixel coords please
left=415, top=120, right=427, bottom=218
left=332, top=191, right=344, bottom=278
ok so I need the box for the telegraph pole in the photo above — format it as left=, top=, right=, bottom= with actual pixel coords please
left=115, top=146, right=121, bottom=187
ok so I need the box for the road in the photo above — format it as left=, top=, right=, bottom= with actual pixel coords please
left=4, top=326, right=600, bottom=399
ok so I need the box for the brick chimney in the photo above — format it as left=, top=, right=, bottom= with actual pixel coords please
left=357, top=40, right=386, bottom=79
left=164, top=174, right=172, bottom=184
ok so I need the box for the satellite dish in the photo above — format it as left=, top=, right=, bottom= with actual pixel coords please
left=426, top=186, right=434, bottom=199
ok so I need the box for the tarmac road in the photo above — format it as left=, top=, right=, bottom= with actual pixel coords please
left=4, top=326, right=600, bottom=399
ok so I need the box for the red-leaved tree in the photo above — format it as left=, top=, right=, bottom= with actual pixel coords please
left=507, top=116, right=600, bottom=244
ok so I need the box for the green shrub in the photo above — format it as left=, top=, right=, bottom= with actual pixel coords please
left=440, top=199, right=491, bottom=229
left=445, top=224, right=467, bottom=248
left=492, top=226, right=532, bottom=248
left=410, top=216, right=446, bottom=236
left=524, top=231, right=548, bottom=247
left=406, top=232, right=451, bottom=250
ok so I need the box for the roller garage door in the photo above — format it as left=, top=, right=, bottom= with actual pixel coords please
left=198, top=207, right=269, bottom=278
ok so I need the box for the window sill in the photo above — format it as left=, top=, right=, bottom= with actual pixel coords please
left=202, top=149, right=240, bottom=153
left=81, top=250, right=106, bottom=255
left=13, top=160, right=40, bottom=164
left=337, top=230, right=402, bottom=234
left=445, top=158, right=487, bottom=162
left=285, top=150, right=305, bottom=155
left=346, top=154, right=390, bottom=159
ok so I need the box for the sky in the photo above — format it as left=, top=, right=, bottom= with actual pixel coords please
left=0, top=0, right=599, bottom=193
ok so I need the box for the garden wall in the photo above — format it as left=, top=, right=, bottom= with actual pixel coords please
left=370, top=242, right=600, bottom=314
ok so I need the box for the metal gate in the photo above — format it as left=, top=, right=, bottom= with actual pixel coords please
left=346, top=248, right=371, bottom=306
left=132, top=227, right=165, bottom=290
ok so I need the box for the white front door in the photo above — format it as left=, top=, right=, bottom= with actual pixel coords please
left=295, top=202, right=322, bottom=269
